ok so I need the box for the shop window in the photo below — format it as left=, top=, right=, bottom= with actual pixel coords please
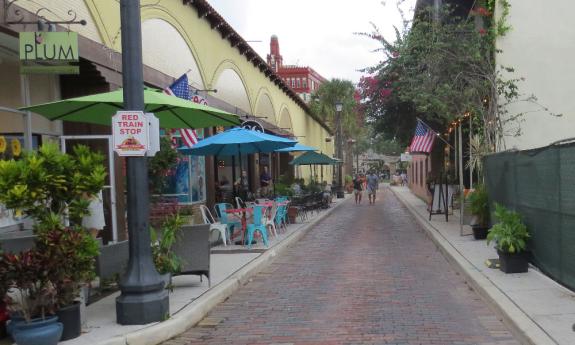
left=415, top=162, right=418, bottom=185
left=161, top=129, right=206, bottom=204
left=297, top=78, right=301, bottom=88
left=303, top=78, right=308, bottom=89
left=291, top=79, right=295, bottom=88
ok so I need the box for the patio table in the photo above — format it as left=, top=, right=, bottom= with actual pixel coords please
left=225, top=207, right=267, bottom=245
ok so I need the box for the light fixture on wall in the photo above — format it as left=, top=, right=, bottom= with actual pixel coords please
left=194, top=89, right=217, bottom=94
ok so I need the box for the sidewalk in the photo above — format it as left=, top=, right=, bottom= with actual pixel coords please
left=1, top=196, right=349, bottom=345
left=390, top=185, right=575, bottom=345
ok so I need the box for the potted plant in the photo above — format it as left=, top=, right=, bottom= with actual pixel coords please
left=486, top=204, right=530, bottom=273
left=151, top=214, right=185, bottom=288
left=178, top=206, right=195, bottom=225
left=1, top=250, right=63, bottom=345
left=0, top=143, right=106, bottom=340
left=34, top=218, right=99, bottom=341
left=467, top=184, right=490, bottom=239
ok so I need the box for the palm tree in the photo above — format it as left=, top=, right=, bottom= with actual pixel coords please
left=310, top=78, right=362, bottom=184
left=309, top=79, right=359, bottom=136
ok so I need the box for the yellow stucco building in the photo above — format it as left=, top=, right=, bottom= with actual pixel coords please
left=0, top=0, right=334, bottom=236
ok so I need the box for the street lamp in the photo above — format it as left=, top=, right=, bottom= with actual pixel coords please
left=334, top=101, right=344, bottom=198
left=115, top=0, right=168, bottom=325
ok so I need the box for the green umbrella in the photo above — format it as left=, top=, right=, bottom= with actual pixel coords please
left=19, top=88, right=240, bottom=129
left=289, top=151, right=340, bottom=165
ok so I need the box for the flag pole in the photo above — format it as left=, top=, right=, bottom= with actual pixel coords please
left=416, top=117, right=454, bottom=150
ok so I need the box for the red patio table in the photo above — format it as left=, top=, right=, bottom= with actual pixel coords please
left=225, top=207, right=267, bottom=245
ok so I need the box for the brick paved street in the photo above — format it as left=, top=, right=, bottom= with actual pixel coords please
left=163, top=188, right=519, bottom=345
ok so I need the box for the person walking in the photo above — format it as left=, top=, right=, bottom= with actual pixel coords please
left=353, top=174, right=363, bottom=204
left=366, top=170, right=379, bottom=205
left=400, top=171, right=407, bottom=186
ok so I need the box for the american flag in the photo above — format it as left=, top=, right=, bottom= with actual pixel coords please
left=409, top=120, right=436, bottom=153
left=164, top=74, right=199, bottom=147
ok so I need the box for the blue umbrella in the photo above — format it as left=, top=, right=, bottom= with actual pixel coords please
left=274, top=143, right=318, bottom=152
left=178, top=127, right=296, bottom=156
left=179, top=127, right=296, bottom=198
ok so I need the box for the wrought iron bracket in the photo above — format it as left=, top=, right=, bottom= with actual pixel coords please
left=3, top=0, right=86, bottom=26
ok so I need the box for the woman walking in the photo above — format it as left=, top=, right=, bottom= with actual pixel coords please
left=353, top=174, right=363, bottom=204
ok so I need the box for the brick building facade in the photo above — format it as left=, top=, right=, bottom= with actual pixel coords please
left=266, top=35, right=326, bottom=103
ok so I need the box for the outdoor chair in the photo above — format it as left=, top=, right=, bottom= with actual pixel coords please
left=290, top=197, right=307, bottom=222
left=264, top=203, right=279, bottom=237
left=245, top=205, right=269, bottom=249
left=172, top=224, right=211, bottom=286
left=0, top=230, right=36, bottom=253
left=235, top=196, right=246, bottom=209
left=95, top=240, right=129, bottom=283
left=275, top=204, right=288, bottom=233
left=215, top=203, right=242, bottom=241
left=199, top=204, right=228, bottom=246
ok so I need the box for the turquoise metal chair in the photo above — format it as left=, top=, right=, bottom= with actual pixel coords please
left=245, top=205, right=269, bottom=248
left=275, top=204, right=288, bottom=232
left=275, top=196, right=288, bottom=203
left=215, top=203, right=241, bottom=240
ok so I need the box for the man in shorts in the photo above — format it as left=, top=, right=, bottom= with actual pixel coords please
left=353, top=174, right=363, bottom=204
left=366, top=171, right=379, bottom=205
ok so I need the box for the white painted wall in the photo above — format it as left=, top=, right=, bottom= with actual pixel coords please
left=497, top=0, right=575, bottom=150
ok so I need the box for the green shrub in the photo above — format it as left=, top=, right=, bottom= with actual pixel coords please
left=486, top=203, right=529, bottom=254
left=467, top=184, right=490, bottom=226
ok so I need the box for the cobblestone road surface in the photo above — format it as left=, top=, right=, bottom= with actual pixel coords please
left=163, top=188, right=518, bottom=345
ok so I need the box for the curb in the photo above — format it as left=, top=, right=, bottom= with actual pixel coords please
left=389, top=187, right=557, bottom=345
left=97, top=196, right=349, bottom=345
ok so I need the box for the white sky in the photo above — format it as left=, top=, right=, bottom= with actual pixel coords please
left=207, top=0, right=416, bottom=84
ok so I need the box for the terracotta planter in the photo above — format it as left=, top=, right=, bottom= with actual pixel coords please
left=288, top=207, right=298, bottom=223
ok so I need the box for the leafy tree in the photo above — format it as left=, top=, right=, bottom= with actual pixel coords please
left=357, top=3, right=559, bottom=152
left=373, top=135, right=405, bottom=156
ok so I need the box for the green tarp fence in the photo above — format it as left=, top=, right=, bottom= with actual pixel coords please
left=484, top=142, right=575, bottom=290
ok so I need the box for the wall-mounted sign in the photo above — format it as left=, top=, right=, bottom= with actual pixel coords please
left=145, top=113, right=160, bottom=156
left=191, top=94, right=208, bottom=105
left=112, top=111, right=149, bottom=156
left=400, top=153, right=412, bottom=162
left=19, top=32, right=79, bottom=74
left=241, top=120, right=264, bottom=132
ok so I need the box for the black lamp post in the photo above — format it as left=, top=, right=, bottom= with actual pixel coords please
left=116, top=0, right=169, bottom=324
left=335, top=102, right=344, bottom=198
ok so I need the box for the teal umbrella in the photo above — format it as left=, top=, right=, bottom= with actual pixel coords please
left=289, top=151, right=340, bottom=165
left=19, top=87, right=240, bottom=129
left=179, top=127, right=296, bottom=156
left=275, top=143, right=318, bottom=152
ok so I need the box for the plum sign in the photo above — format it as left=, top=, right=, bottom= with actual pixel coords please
left=113, top=111, right=149, bottom=156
